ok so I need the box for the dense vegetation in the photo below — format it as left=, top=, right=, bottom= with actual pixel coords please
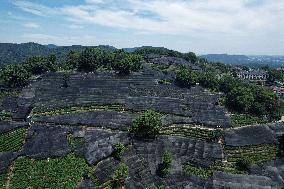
left=0, top=45, right=282, bottom=122
left=134, top=46, right=198, bottom=63
left=9, top=154, right=92, bottom=189
left=0, top=48, right=143, bottom=88
left=175, top=66, right=282, bottom=121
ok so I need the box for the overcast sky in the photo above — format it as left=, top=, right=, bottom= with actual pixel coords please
left=0, top=0, right=283, bottom=55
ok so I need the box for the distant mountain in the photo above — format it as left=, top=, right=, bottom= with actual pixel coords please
left=200, top=54, right=284, bottom=68
left=0, top=43, right=117, bottom=64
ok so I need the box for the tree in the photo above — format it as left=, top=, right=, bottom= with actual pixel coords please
left=176, top=66, right=199, bottom=88
left=198, top=71, right=219, bottom=90
left=65, top=50, right=80, bottom=70
left=267, top=69, right=284, bottom=84
left=226, top=86, right=254, bottom=113
left=0, top=64, right=31, bottom=88
left=113, top=52, right=143, bottom=75
left=130, top=110, right=162, bottom=139
left=218, top=75, right=239, bottom=93
left=77, top=48, right=114, bottom=72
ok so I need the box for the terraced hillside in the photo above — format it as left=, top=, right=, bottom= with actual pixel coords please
left=0, top=55, right=284, bottom=189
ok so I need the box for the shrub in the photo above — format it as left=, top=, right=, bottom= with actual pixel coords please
left=112, top=143, right=126, bottom=160
left=112, top=163, right=129, bottom=188
left=130, top=110, right=162, bottom=139
left=235, top=157, right=252, bottom=172
left=158, top=150, right=172, bottom=177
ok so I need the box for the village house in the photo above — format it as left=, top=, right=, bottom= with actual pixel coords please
left=237, top=70, right=268, bottom=81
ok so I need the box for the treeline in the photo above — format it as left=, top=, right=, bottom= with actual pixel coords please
left=0, top=48, right=143, bottom=88
left=134, top=47, right=198, bottom=63
left=176, top=66, right=282, bottom=120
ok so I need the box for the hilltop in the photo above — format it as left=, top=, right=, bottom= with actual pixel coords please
left=0, top=46, right=283, bottom=189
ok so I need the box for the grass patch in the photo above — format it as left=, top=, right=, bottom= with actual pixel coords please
left=225, top=144, right=279, bottom=164
left=0, top=128, right=28, bottom=152
left=230, top=113, right=270, bottom=127
left=9, top=154, right=93, bottom=189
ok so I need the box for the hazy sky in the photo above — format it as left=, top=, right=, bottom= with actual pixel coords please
left=1, top=0, right=284, bottom=55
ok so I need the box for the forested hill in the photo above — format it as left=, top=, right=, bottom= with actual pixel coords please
left=0, top=42, right=117, bottom=64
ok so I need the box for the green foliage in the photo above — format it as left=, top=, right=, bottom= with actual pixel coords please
left=9, top=154, right=92, bottom=189
left=23, top=55, right=57, bottom=75
left=175, top=66, right=282, bottom=121
left=198, top=71, right=219, bottom=90
left=67, top=134, right=84, bottom=151
left=160, top=125, right=223, bottom=141
left=235, top=157, right=252, bottom=172
left=0, top=171, right=7, bottom=189
left=112, top=163, right=129, bottom=188
left=225, top=144, right=279, bottom=164
left=231, top=113, right=269, bottom=127
left=134, top=47, right=182, bottom=57
left=163, top=150, right=172, bottom=166
left=176, top=66, right=199, bottom=88
left=113, top=52, right=143, bottom=75
left=134, top=47, right=197, bottom=63
left=267, top=69, right=284, bottom=83
left=0, top=64, right=31, bottom=88
left=0, top=111, right=12, bottom=121
left=130, top=110, right=162, bottom=139
left=0, top=128, right=27, bottom=152
left=77, top=48, right=115, bottom=72
left=158, top=150, right=172, bottom=177
left=226, top=86, right=255, bottom=112
left=65, top=50, right=80, bottom=70
left=183, top=163, right=212, bottom=178
left=112, top=143, right=126, bottom=160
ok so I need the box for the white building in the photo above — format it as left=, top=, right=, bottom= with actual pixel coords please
left=237, top=70, right=268, bottom=81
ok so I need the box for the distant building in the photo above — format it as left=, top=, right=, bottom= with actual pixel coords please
left=237, top=70, right=268, bottom=81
